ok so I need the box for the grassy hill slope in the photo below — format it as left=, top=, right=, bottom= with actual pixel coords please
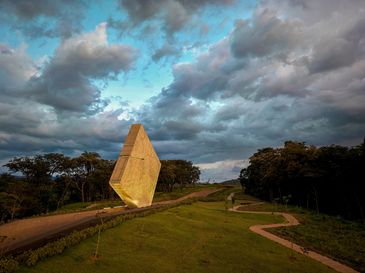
left=19, top=202, right=335, bottom=273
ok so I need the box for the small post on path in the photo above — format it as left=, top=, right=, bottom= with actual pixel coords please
left=94, top=212, right=104, bottom=259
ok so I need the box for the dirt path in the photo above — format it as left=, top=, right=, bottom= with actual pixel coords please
left=0, top=188, right=221, bottom=256
left=230, top=205, right=359, bottom=273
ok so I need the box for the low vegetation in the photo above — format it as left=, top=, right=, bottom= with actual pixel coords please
left=197, top=186, right=240, bottom=202
left=271, top=208, right=365, bottom=272
left=2, top=188, right=362, bottom=272
left=233, top=197, right=365, bottom=272
left=153, top=184, right=214, bottom=202
left=16, top=202, right=335, bottom=273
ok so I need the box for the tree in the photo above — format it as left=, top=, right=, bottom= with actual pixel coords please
left=1, top=152, right=201, bottom=221
left=157, top=160, right=200, bottom=192
left=87, top=159, right=115, bottom=200
left=239, top=138, right=365, bottom=220
left=71, top=152, right=101, bottom=202
left=4, top=155, right=61, bottom=213
left=157, top=160, right=177, bottom=192
left=239, top=168, right=248, bottom=192
left=0, top=181, right=34, bottom=220
left=191, top=166, right=201, bottom=185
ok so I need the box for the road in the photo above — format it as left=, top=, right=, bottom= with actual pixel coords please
left=0, top=188, right=221, bottom=256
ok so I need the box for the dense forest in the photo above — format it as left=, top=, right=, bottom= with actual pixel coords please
left=239, top=139, right=365, bottom=221
left=0, top=153, right=200, bottom=222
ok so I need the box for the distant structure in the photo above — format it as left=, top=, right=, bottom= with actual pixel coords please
left=109, top=124, right=161, bottom=208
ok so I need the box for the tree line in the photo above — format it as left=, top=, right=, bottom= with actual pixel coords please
left=0, top=153, right=200, bottom=222
left=239, top=139, right=365, bottom=220
left=157, top=160, right=200, bottom=192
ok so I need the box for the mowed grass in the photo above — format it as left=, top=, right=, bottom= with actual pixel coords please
left=53, top=184, right=215, bottom=215
left=19, top=202, right=336, bottom=273
left=152, top=184, right=216, bottom=202
left=236, top=202, right=365, bottom=272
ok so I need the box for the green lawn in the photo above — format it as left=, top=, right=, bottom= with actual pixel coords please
left=197, top=186, right=241, bottom=202
left=235, top=201, right=365, bottom=272
left=152, top=184, right=216, bottom=202
left=53, top=184, right=215, bottom=215
left=19, top=202, right=335, bottom=273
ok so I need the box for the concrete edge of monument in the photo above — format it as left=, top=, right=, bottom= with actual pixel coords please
left=109, top=124, right=161, bottom=208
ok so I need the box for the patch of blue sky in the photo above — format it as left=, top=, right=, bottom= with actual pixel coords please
left=96, top=61, right=173, bottom=108
left=0, top=23, right=21, bottom=48
left=0, top=17, right=58, bottom=60
left=82, top=0, right=126, bottom=33
left=103, top=0, right=256, bottom=111
left=27, top=37, right=59, bottom=61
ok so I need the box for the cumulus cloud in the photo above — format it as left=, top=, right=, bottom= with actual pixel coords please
left=1, top=0, right=365, bottom=182
left=118, top=0, right=234, bottom=36
left=0, top=0, right=87, bottom=38
left=152, top=43, right=181, bottom=62
left=0, top=102, right=133, bottom=161
left=260, top=0, right=365, bottom=24
left=27, top=23, right=136, bottom=113
left=231, top=9, right=302, bottom=59
left=0, top=0, right=79, bottom=19
left=134, top=0, right=365, bottom=181
left=0, top=44, right=37, bottom=91
left=0, top=24, right=136, bottom=166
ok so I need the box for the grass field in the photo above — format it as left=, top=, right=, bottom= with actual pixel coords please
left=235, top=201, right=365, bottom=272
left=19, top=202, right=336, bottom=273
left=152, top=184, right=216, bottom=202
left=53, top=184, right=215, bottom=214
left=197, top=186, right=241, bottom=202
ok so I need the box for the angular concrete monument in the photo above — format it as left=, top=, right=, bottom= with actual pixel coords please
left=109, top=124, right=161, bottom=208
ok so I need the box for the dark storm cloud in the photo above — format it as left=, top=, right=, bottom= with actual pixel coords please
left=261, top=0, right=365, bottom=24
left=152, top=39, right=239, bottom=101
left=0, top=0, right=84, bottom=19
left=0, top=0, right=86, bottom=38
left=1, top=0, right=365, bottom=182
left=308, top=18, right=365, bottom=74
left=231, top=9, right=301, bottom=59
left=0, top=44, right=36, bottom=91
left=118, top=0, right=234, bottom=36
left=27, top=23, right=136, bottom=113
left=0, top=93, right=133, bottom=163
left=135, top=0, right=365, bottom=168
left=138, top=93, right=206, bottom=143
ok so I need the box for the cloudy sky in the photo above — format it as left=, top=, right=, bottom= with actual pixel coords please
left=1, top=0, right=364, bottom=181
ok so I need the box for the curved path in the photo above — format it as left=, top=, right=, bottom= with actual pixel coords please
left=0, top=188, right=221, bottom=256
left=229, top=205, right=359, bottom=273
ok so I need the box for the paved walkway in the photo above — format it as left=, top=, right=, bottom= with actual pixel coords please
left=230, top=205, right=359, bottom=273
left=0, top=188, right=221, bottom=256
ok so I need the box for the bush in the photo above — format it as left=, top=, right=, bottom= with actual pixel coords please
left=0, top=257, right=19, bottom=273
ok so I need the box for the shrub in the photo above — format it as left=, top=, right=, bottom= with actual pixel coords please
left=0, top=257, right=19, bottom=273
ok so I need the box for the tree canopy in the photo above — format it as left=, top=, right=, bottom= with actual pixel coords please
left=0, top=153, right=200, bottom=222
left=239, top=139, right=365, bottom=220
